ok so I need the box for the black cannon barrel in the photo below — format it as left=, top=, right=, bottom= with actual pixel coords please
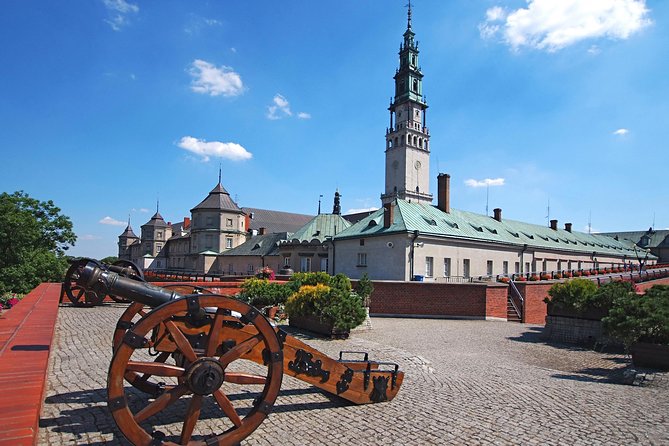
left=77, top=260, right=183, bottom=308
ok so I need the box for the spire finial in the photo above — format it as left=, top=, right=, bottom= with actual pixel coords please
left=156, top=197, right=159, bottom=214
left=128, top=214, right=131, bottom=226
left=218, top=163, right=222, bottom=184
left=406, top=0, right=412, bottom=29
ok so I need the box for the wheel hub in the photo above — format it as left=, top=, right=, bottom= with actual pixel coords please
left=185, top=358, right=225, bottom=395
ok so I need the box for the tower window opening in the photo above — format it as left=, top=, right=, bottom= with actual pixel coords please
left=413, top=79, right=418, bottom=92
left=413, top=135, right=417, bottom=145
left=407, top=134, right=410, bottom=144
left=388, top=140, right=392, bottom=148
left=419, top=138, right=422, bottom=148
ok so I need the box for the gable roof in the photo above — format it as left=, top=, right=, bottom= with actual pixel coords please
left=335, top=200, right=649, bottom=258
left=241, top=207, right=313, bottom=234
left=287, top=213, right=352, bottom=244
left=191, top=183, right=242, bottom=213
left=222, top=232, right=289, bottom=257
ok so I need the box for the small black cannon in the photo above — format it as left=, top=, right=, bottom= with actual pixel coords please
left=64, top=258, right=404, bottom=445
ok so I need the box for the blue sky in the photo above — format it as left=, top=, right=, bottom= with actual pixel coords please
left=1, top=1, right=667, bottom=259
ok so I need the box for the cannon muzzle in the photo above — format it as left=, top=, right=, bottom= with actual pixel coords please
left=75, top=259, right=182, bottom=308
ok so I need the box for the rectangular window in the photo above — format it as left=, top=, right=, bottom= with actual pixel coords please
left=486, top=260, right=493, bottom=276
left=156, top=244, right=162, bottom=253
left=227, top=218, right=233, bottom=227
left=542, top=260, right=547, bottom=272
left=228, top=263, right=233, bottom=274
left=225, top=237, right=233, bottom=249
left=360, top=239, right=365, bottom=246
left=357, top=253, right=367, bottom=267
left=283, top=257, right=291, bottom=266
left=525, top=262, right=530, bottom=274
left=247, top=264, right=254, bottom=273
left=514, top=262, right=520, bottom=274
left=206, top=216, right=213, bottom=226
left=425, top=257, right=434, bottom=277
left=503, top=261, right=509, bottom=275
left=557, top=260, right=562, bottom=271
left=157, top=231, right=163, bottom=240
left=300, top=257, right=311, bottom=272
left=320, top=258, right=328, bottom=272
left=205, top=234, right=213, bottom=250
left=463, top=259, right=470, bottom=279
left=443, top=258, right=451, bottom=277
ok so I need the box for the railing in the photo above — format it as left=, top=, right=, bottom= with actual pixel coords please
left=507, top=280, right=524, bottom=321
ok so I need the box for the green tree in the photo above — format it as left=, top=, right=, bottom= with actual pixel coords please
left=0, top=191, right=76, bottom=294
left=100, top=256, right=119, bottom=265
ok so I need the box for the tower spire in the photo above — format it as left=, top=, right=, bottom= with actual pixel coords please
left=407, top=0, right=412, bottom=29
left=218, top=163, right=222, bottom=184
left=332, top=190, right=341, bottom=215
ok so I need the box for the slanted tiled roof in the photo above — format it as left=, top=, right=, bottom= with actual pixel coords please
left=335, top=200, right=647, bottom=258
left=343, top=209, right=378, bottom=224
left=222, top=232, right=289, bottom=257
left=288, top=214, right=351, bottom=243
left=242, top=207, right=313, bottom=234
left=120, top=224, right=139, bottom=239
left=191, top=183, right=242, bottom=213
left=601, top=229, right=669, bottom=249
left=142, top=212, right=168, bottom=228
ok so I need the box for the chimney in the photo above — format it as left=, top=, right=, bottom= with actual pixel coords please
left=183, top=217, right=191, bottom=229
left=550, top=219, right=558, bottom=230
left=259, top=227, right=266, bottom=235
left=493, top=208, right=502, bottom=222
left=383, top=202, right=394, bottom=228
left=437, top=173, right=451, bottom=213
left=244, top=213, right=251, bottom=232
left=565, top=222, right=572, bottom=233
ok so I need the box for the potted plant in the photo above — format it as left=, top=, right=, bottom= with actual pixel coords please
left=603, top=285, right=669, bottom=370
left=528, top=274, right=539, bottom=281
left=285, top=273, right=366, bottom=338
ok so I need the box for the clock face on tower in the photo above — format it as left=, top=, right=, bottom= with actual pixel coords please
left=414, top=160, right=422, bottom=170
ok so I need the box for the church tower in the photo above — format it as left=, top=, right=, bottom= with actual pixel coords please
left=381, top=3, right=432, bottom=205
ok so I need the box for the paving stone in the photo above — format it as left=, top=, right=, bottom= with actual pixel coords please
left=38, top=305, right=668, bottom=445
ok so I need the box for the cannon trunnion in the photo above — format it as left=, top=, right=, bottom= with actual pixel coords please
left=66, top=259, right=404, bottom=445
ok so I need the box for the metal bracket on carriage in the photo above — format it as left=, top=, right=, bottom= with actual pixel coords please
left=287, top=349, right=330, bottom=383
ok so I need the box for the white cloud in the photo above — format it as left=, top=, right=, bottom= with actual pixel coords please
left=177, top=136, right=252, bottom=162
left=297, top=112, right=312, bottom=120
left=587, top=45, right=602, bottom=55
left=480, top=0, right=651, bottom=52
left=267, top=94, right=293, bottom=120
left=346, top=207, right=378, bottom=214
left=80, top=234, right=102, bottom=241
left=613, top=128, right=629, bottom=135
left=131, top=208, right=149, bottom=213
left=465, top=178, right=506, bottom=188
left=99, top=216, right=126, bottom=226
left=188, top=60, right=244, bottom=97
left=102, top=0, right=139, bottom=31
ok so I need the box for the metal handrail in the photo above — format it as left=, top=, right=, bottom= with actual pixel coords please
left=508, top=279, right=524, bottom=320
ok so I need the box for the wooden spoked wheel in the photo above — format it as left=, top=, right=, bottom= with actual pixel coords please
left=108, top=295, right=284, bottom=445
left=112, top=285, right=213, bottom=397
left=62, top=259, right=105, bottom=306
left=108, top=260, right=145, bottom=303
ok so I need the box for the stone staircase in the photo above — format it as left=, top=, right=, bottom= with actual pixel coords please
left=507, top=296, right=522, bottom=322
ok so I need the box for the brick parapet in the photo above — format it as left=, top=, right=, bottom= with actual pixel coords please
left=369, top=281, right=508, bottom=320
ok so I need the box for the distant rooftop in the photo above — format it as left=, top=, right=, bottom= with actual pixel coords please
left=242, top=207, right=313, bottom=234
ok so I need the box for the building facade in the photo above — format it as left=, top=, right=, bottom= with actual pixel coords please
left=331, top=8, right=648, bottom=281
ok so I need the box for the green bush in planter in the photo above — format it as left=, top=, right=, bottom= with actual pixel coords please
left=545, top=278, right=598, bottom=312
left=285, top=283, right=366, bottom=331
left=603, top=285, right=669, bottom=349
left=237, top=277, right=291, bottom=308
left=286, top=272, right=332, bottom=293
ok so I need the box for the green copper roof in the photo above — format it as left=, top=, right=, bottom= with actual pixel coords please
left=601, top=230, right=669, bottom=249
left=335, top=200, right=650, bottom=259
left=287, top=214, right=351, bottom=244
left=222, top=232, right=289, bottom=257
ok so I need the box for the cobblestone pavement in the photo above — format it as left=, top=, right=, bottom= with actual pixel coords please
left=39, top=304, right=669, bottom=445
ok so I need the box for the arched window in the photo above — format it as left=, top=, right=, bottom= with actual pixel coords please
left=394, top=137, right=398, bottom=146
left=413, top=79, right=418, bottom=92
left=388, top=140, right=392, bottom=148
left=407, top=134, right=411, bottom=144
left=413, top=135, right=417, bottom=145
left=418, top=138, right=422, bottom=148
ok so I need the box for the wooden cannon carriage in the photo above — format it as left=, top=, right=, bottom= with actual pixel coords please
left=66, top=259, right=404, bottom=445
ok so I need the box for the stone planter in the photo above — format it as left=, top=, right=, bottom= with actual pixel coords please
left=546, top=302, right=608, bottom=321
left=288, top=314, right=349, bottom=339
left=631, top=342, right=669, bottom=370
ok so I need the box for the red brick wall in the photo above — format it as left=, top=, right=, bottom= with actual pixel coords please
left=369, top=281, right=508, bottom=320
left=637, top=277, right=669, bottom=292
left=514, top=282, right=551, bottom=324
